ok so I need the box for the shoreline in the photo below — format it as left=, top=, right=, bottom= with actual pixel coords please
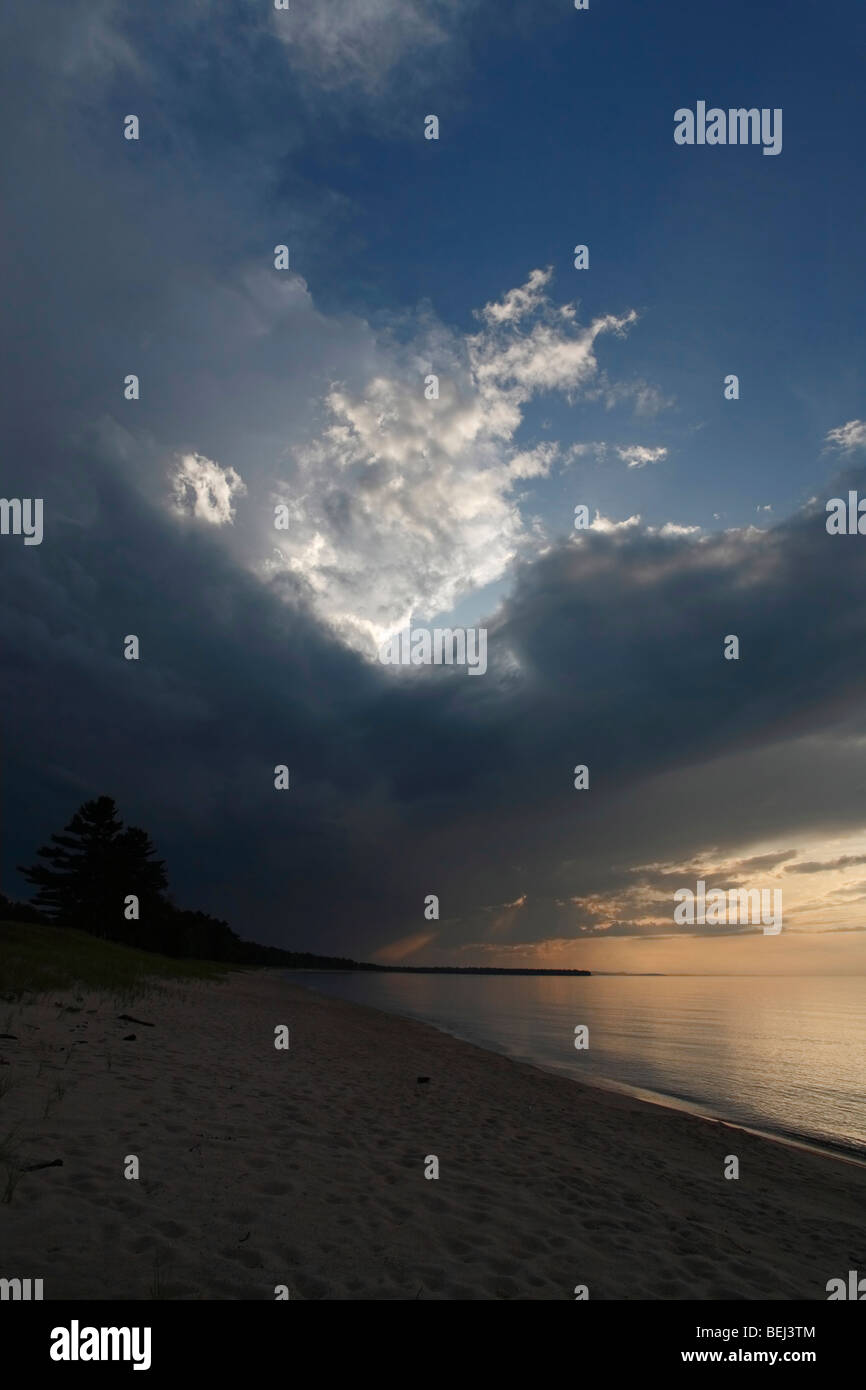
left=292, top=973, right=866, bottom=1172
left=3, top=968, right=866, bottom=1300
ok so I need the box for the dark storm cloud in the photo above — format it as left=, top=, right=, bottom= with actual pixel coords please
left=786, top=855, right=866, bottom=874
left=6, top=468, right=866, bottom=954
left=422, top=498, right=866, bottom=946
left=4, top=1, right=866, bottom=957
left=734, top=851, right=800, bottom=872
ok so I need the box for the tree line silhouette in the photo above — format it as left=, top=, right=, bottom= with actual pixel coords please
left=3, top=798, right=591, bottom=976
left=2, top=796, right=367, bottom=969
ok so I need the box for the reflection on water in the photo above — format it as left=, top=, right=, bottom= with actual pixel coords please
left=293, top=972, right=866, bottom=1157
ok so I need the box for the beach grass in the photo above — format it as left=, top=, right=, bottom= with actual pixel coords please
left=0, top=920, right=234, bottom=1000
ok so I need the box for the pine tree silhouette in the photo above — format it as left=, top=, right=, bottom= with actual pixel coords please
left=13, top=796, right=350, bottom=966
left=113, top=824, right=170, bottom=945
left=18, top=796, right=168, bottom=940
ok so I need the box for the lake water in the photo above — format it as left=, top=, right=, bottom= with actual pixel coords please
left=293, top=972, right=866, bottom=1159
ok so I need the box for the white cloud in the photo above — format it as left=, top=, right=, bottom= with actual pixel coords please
left=616, top=444, right=668, bottom=469
left=825, top=420, right=866, bottom=453
left=505, top=442, right=561, bottom=480
left=171, top=453, right=247, bottom=526
left=261, top=271, right=643, bottom=649
left=478, top=268, right=553, bottom=326
left=472, top=305, right=639, bottom=400
left=655, top=521, right=701, bottom=537
left=589, top=512, right=641, bottom=533
left=582, top=513, right=699, bottom=539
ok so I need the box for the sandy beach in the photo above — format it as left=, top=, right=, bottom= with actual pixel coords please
left=2, top=969, right=864, bottom=1301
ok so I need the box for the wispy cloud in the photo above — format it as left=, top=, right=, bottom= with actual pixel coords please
left=616, top=444, right=668, bottom=469
left=825, top=420, right=866, bottom=453
left=786, top=854, right=866, bottom=874
left=270, top=0, right=472, bottom=94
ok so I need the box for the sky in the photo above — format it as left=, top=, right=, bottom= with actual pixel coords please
left=2, top=0, right=866, bottom=973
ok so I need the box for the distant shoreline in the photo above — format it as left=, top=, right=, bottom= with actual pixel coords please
left=287, top=966, right=592, bottom=976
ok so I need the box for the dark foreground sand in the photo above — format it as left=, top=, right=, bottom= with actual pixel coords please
left=2, top=970, right=864, bottom=1300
